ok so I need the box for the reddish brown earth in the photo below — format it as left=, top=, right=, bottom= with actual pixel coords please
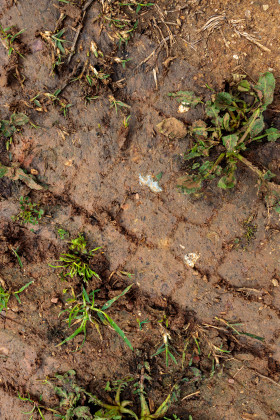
left=0, top=0, right=280, bottom=419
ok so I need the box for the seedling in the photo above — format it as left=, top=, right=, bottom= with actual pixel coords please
left=18, top=393, right=59, bottom=419
left=123, top=115, right=131, bottom=128
left=50, top=234, right=101, bottom=283
left=58, top=285, right=133, bottom=350
left=215, top=317, right=265, bottom=342
left=136, top=318, right=150, bottom=330
left=0, top=280, right=33, bottom=313
left=12, top=196, right=44, bottom=225
left=46, top=369, right=181, bottom=419
left=169, top=73, right=280, bottom=212
left=109, top=95, right=131, bottom=114
left=42, top=90, right=72, bottom=117
left=135, top=369, right=181, bottom=419
left=114, top=57, right=132, bottom=69
left=119, top=1, right=154, bottom=14
left=11, top=246, right=23, bottom=268
left=40, top=29, right=69, bottom=71
left=182, top=323, right=231, bottom=368
left=57, top=228, right=69, bottom=240
left=0, top=24, right=25, bottom=56
left=152, top=318, right=178, bottom=367
left=1, top=112, right=29, bottom=150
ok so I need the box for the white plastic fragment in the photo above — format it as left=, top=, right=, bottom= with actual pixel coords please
left=139, top=174, right=162, bottom=193
left=184, top=253, right=200, bottom=268
left=178, top=104, right=190, bottom=113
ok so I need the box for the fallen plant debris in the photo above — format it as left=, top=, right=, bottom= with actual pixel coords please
left=168, top=72, right=280, bottom=212
left=1, top=112, right=29, bottom=150
left=0, top=163, right=44, bottom=190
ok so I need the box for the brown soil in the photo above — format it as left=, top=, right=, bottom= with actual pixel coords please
left=0, top=0, right=280, bottom=419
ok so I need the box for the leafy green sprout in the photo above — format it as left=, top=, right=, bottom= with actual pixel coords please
left=45, top=370, right=181, bottom=419
left=58, top=284, right=133, bottom=350
left=57, top=228, right=69, bottom=240
left=109, top=95, right=131, bottom=114
left=50, top=234, right=101, bottom=283
left=18, top=392, right=59, bottom=419
left=136, top=318, right=150, bottom=330
left=11, top=246, right=23, bottom=268
left=169, top=72, right=280, bottom=212
left=12, top=196, right=44, bottom=225
left=43, top=89, right=72, bottom=117
left=118, top=1, right=154, bottom=14
left=0, top=24, right=26, bottom=56
left=0, top=281, right=33, bottom=313
left=152, top=318, right=178, bottom=367
left=123, top=115, right=131, bottom=128
left=0, top=112, right=29, bottom=150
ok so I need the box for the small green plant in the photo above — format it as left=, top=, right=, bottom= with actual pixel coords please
left=40, top=28, right=69, bottom=70
left=123, top=115, right=131, bottom=128
left=152, top=317, right=178, bottom=367
left=109, top=95, right=131, bottom=114
left=0, top=24, right=25, bottom=56
left=18, top=392, right=59, bottom=419
left=119, top=1, right=154, bottom=14
left=58, top=285, right=133, bottom=350
left=50, top=234, right=101, bottom=283
left=45, top=370, right=181, bottom=419
left=1, top=112, right=29, bottom=150
left=0, top=280, right=33, bottom=313
left=57, top=228, right=69, bottom=240
left=169, top=72, right=280, bottom=212
left=12, top=196, right=44, bottom=225
left=135, top=370, right=180, bottom=420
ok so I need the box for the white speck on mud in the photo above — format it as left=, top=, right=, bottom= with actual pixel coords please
left=184, top=253, right=200, bottom=268
left=139, top=174, right=162, bottom=193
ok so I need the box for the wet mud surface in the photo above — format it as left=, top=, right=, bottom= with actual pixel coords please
left=0, top=0, right=280, bottom=418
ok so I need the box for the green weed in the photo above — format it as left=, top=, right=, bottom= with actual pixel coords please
left=109, top=95, right=131, bottom=114
left=58, top=285, right=133, bottom=350
left=169, top=72, right=280, bottom=212
left=44, top=369, right=181, bottom=419
left=50, top=234, right=101, bottom=283
left=0, top=280, right=33, bottom=313
left=57, top=228, right=70, bottom=240
left=12, top=196, right=44, bottom=225
left=152, top=317, right=178, bottom=367
left=18, top=392, right=59, bottom=419
left=1, top=112, right=29, bottom=150
left=0, top=24, right=25, bottom=56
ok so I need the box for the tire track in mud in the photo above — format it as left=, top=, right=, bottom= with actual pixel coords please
left=35, top=190, right=280, bottom=365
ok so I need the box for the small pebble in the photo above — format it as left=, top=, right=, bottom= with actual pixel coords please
left=263, top=4, right=269, bottom=11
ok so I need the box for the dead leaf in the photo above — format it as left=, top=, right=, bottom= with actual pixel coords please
left=156, top=117, right=187, bottom=139
left=0, top=164, right=43, bottom=190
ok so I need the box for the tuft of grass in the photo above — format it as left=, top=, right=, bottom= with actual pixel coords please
left=50, top=234, right=101, bottom=283
left=0, top=24, right=26, bottom=56
left=152, top=317, right=178, bottom=367
left=44, top=369, right=182, bottom=419
left=12, top=196, right=44, bottom=225
left=109, top=95, right=131, bottom=114
left=169, top=72, right=280, bottom=212
left=58, top=285, right=133, bottom=350
left=0, top=280, right=33, bottom=313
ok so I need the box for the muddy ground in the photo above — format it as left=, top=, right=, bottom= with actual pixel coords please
left=0, top=0, right=280, bottom=418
